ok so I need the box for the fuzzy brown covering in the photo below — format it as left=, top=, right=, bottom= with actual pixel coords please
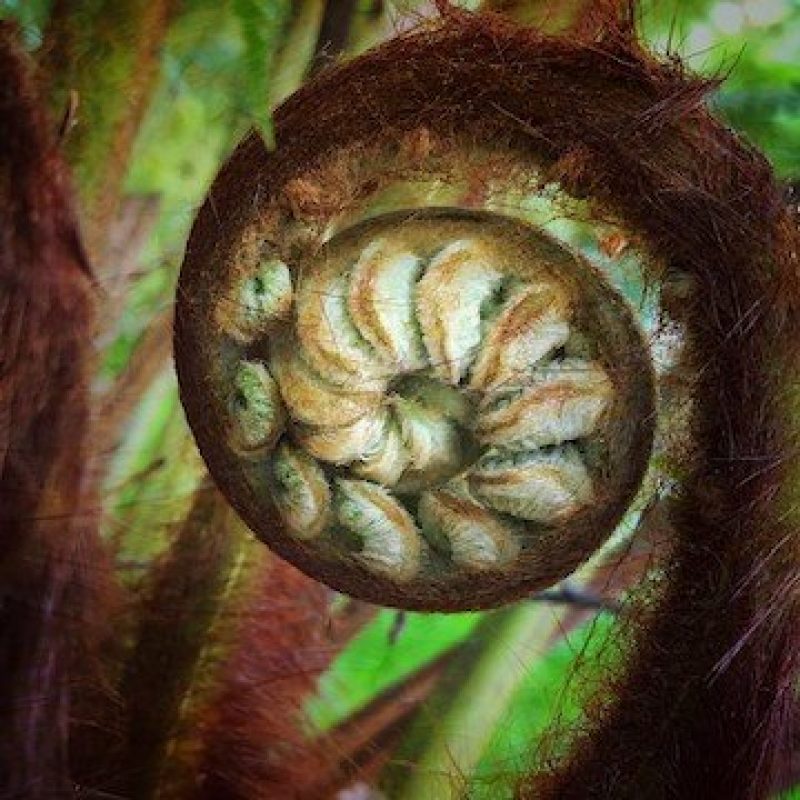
left=119, top=481, right=241, bottom=799
left=195, top=559, right=336, bottom=799
left=175, top=5, right=800, bottom=797
left=174, top=43, right=656, bottom=613
left=0, top=22, right=112, bottom=798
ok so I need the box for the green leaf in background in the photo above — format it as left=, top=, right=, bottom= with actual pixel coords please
left=0, top=0, right=50, bottom=46
left=232, top=0, right=292, bottom=148
left=471, top=615, right=615, bottom=799
left=309, top=608, right=482, bottom=731
left=641, top=0, right=799, bottom=179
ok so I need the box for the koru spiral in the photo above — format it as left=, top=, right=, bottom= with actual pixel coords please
left=175, top=18, right=658, bottom=612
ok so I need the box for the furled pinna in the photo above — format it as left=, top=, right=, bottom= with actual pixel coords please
left=181, top=209, right=654, bottom=610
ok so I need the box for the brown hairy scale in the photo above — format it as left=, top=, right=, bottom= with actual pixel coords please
left=0, top=23, right=114, bottom=797
left=175, top=5, right=800, bottom=798
left=194, top=559, right=337, bottom=800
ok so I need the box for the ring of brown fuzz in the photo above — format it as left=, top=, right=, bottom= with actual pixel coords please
left=173, top=18, right=665, bottom=612
left=178, top=195, right=653, bottom=610
left=177, top=5, right=800, bottom=792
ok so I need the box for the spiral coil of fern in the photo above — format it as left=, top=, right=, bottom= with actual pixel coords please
left=175, top=5, right=800, bottom=793
left=194, top=207, right=653, bottom=610
left=171, top=16, right=690, bottom=614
